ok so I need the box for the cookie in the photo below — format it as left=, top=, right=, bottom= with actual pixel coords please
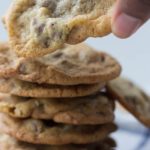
left=107, top=77, right=150, bottom=127
left=5, top=0, right=116, bottom=57
left=0, top=133, right=116, bottom=150
left=0, top=42, right=23, bottom=77
left=0, top=93, right=114, bottom=125
left=0, top=113, right=117, bottom=145
left=0, top=78, right=104, bottom=98
left=0, top=42, right=121, bottom=85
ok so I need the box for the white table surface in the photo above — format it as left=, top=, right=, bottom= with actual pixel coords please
left=0, top=1, right=150, bottom=150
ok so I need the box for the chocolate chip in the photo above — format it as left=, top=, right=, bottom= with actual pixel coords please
left=52, top=52, right=63, bottom=58
left=43, top=37, right=50, bottom=48
left=32, top=18, right=37, bottom=26
left=61, top=60, right=78, bottom=69
left=128, top=82, right=134, bottom=87
left=37, top=23, right=45, bottom=35
left=19, top=64, right=26, bottom=74
left=140, top=91, right=149, bottom=102
left=77, top=126, right=97, bottom=133
left=125, top=95, right=137, bottom=105
left=51, top=23, right=55, bottom=27
left=101, top=54, right=106, bottom=62
left=9, top=107, right=15, bottom=114
left=96, top=111, right=106, bottom=116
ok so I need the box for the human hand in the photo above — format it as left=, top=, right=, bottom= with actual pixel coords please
left=112, top=0, right=150, bottom=38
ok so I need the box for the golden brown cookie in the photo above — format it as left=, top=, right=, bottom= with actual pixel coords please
left=5, top=0, right=116, bottom=57
left=107, top=77, right=150, bottom=127
left=0, top=42, right=23, bottom=77
left=0, top=133, right=116, bottom=150
left=0, top=93, right=114, bottom=125
left=0, top=113, right=117, bottom=145
left=0, top=78, right=104, bottom=98
left=0, top=42, right=121, bottom=85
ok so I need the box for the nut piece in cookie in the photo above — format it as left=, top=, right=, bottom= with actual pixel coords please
left=5, top=0, right=116, bottom=57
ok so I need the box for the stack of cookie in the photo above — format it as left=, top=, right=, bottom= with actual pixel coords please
left=0, top=42, right=121, bottom=149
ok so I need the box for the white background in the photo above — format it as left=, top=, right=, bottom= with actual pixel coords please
left=1, top=0, right=150, bottom=93
left=0, top=1, right=150, bottom=150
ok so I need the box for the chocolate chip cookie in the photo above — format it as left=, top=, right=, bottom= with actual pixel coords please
left=0, top=132, right=116, bottom=150
left=0, top=93, right=114, bottom=125
left=0, top=42, right=121, bottom=85
left=0, top=78, right=104, bottom=98
left=107, top=77, right=150, bottom=127
left=0, top=113, right=117, bottom=145
left=5, top=0, right=116, bottom=57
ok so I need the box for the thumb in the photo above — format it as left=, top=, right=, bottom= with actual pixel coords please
left=112, top=0, right=150, bottom=38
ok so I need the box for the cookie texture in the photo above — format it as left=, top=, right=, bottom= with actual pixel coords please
left=0, top=93, right=114, bottom=125
left=0, top=133, right=116, bottom=150
left=0, top=113, right=117, bottom=145
left=0, top=42, right=23, bottom=77
left=0, top=42, right=121, bottom=85
left=5, top=0, right=116, bottom=57
left=107, top=77, right=150, bottom=127
left=0, top=78, right=104, bottom=98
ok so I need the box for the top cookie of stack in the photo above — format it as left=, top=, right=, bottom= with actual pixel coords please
left=4, top=0, right=116, bottom=57
left=0, top=42, right=121, bottom=86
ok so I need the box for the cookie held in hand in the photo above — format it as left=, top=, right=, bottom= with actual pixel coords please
left=5, top=0, right=115, bottom=57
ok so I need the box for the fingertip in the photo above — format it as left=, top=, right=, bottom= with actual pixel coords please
left=112, top=13, right=142, bottom=38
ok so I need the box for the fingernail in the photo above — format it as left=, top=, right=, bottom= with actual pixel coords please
left=112, top=13, right=142, bottom=38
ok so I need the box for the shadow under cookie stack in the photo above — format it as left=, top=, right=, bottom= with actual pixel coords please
left=0, top=42, right=121, bottom=150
